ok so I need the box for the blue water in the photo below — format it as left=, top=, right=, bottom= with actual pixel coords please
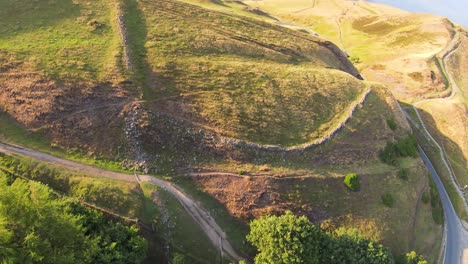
left=368, top=0, right=467, bottom=27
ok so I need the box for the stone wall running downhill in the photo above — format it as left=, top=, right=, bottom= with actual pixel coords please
left=114, top=1, right=132, bottom=71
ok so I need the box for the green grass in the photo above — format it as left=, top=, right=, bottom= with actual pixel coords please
left=352, top=16, right=402, bottom=35
left=278, top=158, right=435, bottom=257
left=0, top=0, right=120, bottom=81
left=139, top=182, right=161, bottom=223
left=420, top=141, right=468, bottom=220
left=412, top=189, right=442, bottom=263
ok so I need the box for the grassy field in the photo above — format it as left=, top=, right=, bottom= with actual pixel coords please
left=0, top=0, right=121, bottom=81
left=412, top=184, right=443, bottom=263
left=183, top=158, right=441, bottom=261
left=284, top=160, right=438, bottom=260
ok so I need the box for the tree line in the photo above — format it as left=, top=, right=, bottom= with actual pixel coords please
left=0, top=173, right=147, bottom=264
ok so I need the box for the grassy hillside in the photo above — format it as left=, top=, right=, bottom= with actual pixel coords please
left=0, top=0, right=122, bottom=81
left=135, top=0, right=369, bottom=146
left=176, top=87, right=442, bottom=261
left=244, top=0, right=451, bottom=102
left=0, top=0, right=446, bottom=262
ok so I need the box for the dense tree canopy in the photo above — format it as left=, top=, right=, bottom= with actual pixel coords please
left=0, top=175, right=147, bottom=264
left=247, top=211, right=323, bottom=264
left=247, top=211, right=397, bottom=264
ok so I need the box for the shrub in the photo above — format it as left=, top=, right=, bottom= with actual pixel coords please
left=379, top=135, right=418, bottom=165
left=400, top=250, right=428, bottom=264
left=387, top=118, right=397, bottom=131
left=344, top=173, right=360, bottom=191
left=421, top=192, right=430, bottom=204
left=350, top=55, right=361, bottom=64
left=398, top=168, right=409, bottom=180
left=237, top=169, right=246, bottom=175
left=381, top=193, right=395, bottom=207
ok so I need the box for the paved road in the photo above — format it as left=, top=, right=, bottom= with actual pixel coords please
left=418, top=146, right=468, bottom=264
left=0, top=142, right=243, bottom=262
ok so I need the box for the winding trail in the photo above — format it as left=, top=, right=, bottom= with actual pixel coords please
left=402, top=30, right=468, bottom=263
left=410, top=31, right=468, bottom=213
left=0, top=142, right=244, bottom=263
left=415, top=32, right=461, bottom=105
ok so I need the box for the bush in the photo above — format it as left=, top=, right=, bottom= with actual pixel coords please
left=237, top=169, right=246, bottom=175
left=350, top=55, right=361, bottom=64
left=387, top=118, right=397, bottom=131
left=247, top=211, right=323, bottom=264
left=398, top=168, right=409, bottom=180
left=379, top=135, right=418, bottom=165
left=344, top=173, right=360, bottom=191
left=381, top=193, right=395, bottom=207
left=421, top=192, right=430, bottom=204
left=399, top=251, right=428, bottom=264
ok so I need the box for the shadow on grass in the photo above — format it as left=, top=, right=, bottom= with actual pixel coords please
left=0, top=0, right=81, bottom=38
left=121, top=0, right=155, bottom=99
left=413, top=106, right=468, bottom=220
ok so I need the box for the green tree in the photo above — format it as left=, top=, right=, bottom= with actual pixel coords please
left=0, top=177, right=93, bottom=263
left=247, top=211, right=323, bottom=264
left=322, top=227, right=394, bottom=264
left=247, top=212, right=394, bottom=264
left=0, top=176, right=147, bottom=264
left=344, top=173, right=360, bottom=191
